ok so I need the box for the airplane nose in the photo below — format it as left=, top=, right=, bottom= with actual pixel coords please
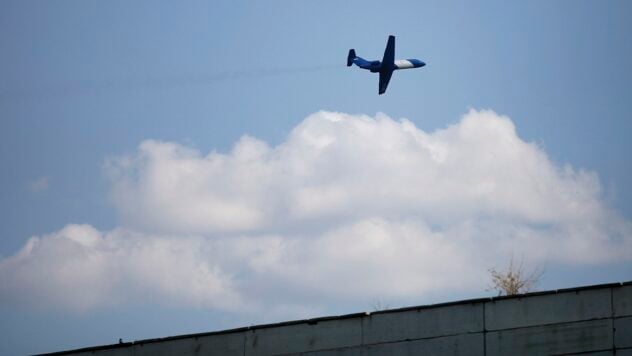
left=412, top=59, right=426, bottom=67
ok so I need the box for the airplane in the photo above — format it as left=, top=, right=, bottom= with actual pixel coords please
left=347, top=35, right=426, bottom=94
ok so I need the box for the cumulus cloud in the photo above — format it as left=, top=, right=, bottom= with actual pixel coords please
left=107, top=110, right=611, bottom=233
left=0, top=224, right=244, bottom=312
left=1, top=109, right=631, bottom=314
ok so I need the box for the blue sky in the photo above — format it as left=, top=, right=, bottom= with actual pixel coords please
left=1, top=1, right=632, bottom=354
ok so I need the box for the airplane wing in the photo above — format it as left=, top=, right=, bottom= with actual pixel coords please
left=378, top=35, right=396, bottom=94
left=379, top=70, right=393, bottom=95
left=381, top=35, right=395, bottom=69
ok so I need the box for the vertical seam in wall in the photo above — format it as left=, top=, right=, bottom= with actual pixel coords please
left=483, top=302, right=487, bottom=356
left=611, top=287, right=616, bottom=352
left=243, top=331, right=247, bottom=356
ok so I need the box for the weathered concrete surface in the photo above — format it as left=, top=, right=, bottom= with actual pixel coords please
left=65, top=331, right=246, bottom=356
left=485, top=319, right=613, bottom=356
left=70, top=348, right=134, bottom=356
left=245, top=317, right=362, bottom=356
left=362, top=302, right=484, bottom=344
left=298, top=333, right=484, bottom=356
left=133, top=331, right=245, bottom=356
left=362, top=333, right=484, bottom=356
left=615, top=316, right=632, bottom=349
left=485, top=287, right=611, bottom=330
left=297, top=346, right=364, bottom=356
left=614, top=284, right=632, bottom=317
left=42, top=282, right=631, bottom=356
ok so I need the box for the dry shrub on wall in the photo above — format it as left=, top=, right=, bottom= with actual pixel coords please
left=488, top=256, right=544, bottom=296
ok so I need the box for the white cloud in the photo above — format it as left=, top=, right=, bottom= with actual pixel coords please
left=107, top=110, right=611, bottom=234
left=2, top=109, right=631, bottom=314
left=0, top=224, right=244, bottom=312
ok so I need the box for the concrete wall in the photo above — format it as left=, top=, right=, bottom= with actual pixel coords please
left=44, top=282, right=632, bottom=356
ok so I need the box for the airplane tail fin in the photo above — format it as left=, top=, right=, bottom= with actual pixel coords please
left=347, top=49, right=356, bottom=67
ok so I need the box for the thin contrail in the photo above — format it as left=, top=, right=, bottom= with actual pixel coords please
left=0, top=64, right=344, bottom=101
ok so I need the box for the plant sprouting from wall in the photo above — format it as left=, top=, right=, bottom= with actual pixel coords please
left=488, top=255, right=544, bottom=296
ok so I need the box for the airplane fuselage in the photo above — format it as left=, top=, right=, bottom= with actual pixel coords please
left=361, top=59, right=425, bottom=72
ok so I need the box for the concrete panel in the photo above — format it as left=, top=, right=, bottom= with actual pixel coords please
left=616, top=349, right=632, bottom=356
left=485, top=288, right=611, bottom=330
left=245, top=318, right=362, bottom=356
left=133, top=339, right=199, bottom=356
left=363, top=333, right=484, bottom=356
left=486, top=319, right=613, bottom=356
left=68, top=348, right=133, bottom=356
left=615, top=316, right=632, bottom=349
left=297, top=346, right=365, bottom=356
left=300, top=333, right=484, bottom=356
left=614, top=285, right=632, bottom=317
left=132, top=332, right=245, bottom=356
left=363, top=303, right=483, bottom=344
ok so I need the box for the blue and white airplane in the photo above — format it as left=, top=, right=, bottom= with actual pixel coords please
left=347, top=35, right=426, bottom=94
